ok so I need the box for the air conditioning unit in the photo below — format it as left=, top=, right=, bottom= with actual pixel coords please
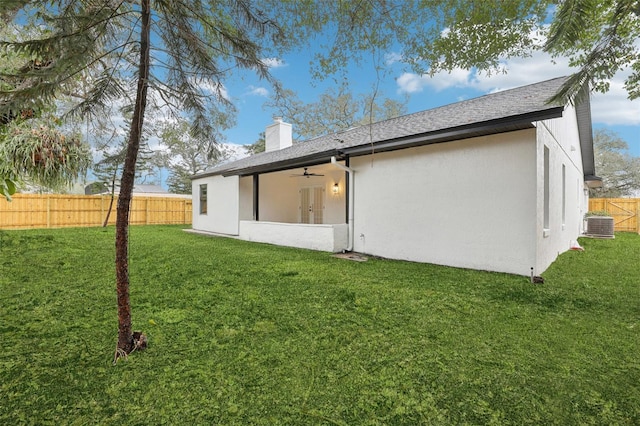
left=586, top=216, right=615, bottom=238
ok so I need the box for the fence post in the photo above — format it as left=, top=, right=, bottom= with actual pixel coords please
left=183, top=199, right=187, bottom=224
left=46, top=195, right=51, bottom=228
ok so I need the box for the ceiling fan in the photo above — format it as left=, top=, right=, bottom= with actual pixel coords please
left=290, top=167, right=324, bottom=178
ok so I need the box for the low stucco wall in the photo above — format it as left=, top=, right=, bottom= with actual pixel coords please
left=239, top=220, right=348, bottom=252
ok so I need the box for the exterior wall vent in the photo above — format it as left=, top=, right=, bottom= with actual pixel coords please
left=586, top=216, right=615, bottom=238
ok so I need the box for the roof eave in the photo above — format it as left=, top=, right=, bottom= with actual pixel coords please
left=221, top=150, right=342, bottom=177
left=190, top=168, right=231, bottom=180
left=584, top=175, right=603, bottom=189
left=191, top=105, right=566, bottom=179
left=342, top=107, right=563, bottom=157
left=575, top=85, right=597, bottom=179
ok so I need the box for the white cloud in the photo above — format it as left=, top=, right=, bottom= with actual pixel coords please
left=397, top=67, right=476, bottom=93
left=222, top=143, right=249, bottom=162
left=247, top=85, right=269, bottom=97
left=385, top=52, right=403, bottom=65
left=261, top=57, right=286, bottom=68
left=396, top=48, right=640, bottom=126
left=197, top=79, right=230, bottom=101
left=396, top=73, right=430, bottom=94
left=473, top=53, right=572, bottom=92
left=591, top=77, right=640, bottom=125
left=466, top=54, right=639, bottom=127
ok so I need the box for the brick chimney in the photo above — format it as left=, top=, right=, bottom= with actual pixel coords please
left=265, top=117, right=292, bottom=152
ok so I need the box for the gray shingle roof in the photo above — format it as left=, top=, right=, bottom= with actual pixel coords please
left=193, top=76, right=594, bottom=179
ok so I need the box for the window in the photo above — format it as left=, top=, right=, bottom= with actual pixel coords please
left=562, top=164, right=566, bottom=228
left=543, top=146, right=550, bottom=233
left=199, top=184, right=207, bottom=215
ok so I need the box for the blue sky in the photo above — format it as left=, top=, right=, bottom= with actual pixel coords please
left=219, top=45, right=640, bottom=158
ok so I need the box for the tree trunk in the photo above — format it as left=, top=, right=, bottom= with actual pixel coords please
left=115, top=0, right=151, bottom=356
left=103, top=173, right=117, bottom=227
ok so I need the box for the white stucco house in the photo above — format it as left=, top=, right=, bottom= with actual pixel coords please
left=190, top=76, right=600, bottom=276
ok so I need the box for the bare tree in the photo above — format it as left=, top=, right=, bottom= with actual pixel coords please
left=266, top=85, right=408, bottom=142
left=590, top=129, right=640, bottom=198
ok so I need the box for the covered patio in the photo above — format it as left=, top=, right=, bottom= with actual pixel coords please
left=236, top=163, right=350, bottom=252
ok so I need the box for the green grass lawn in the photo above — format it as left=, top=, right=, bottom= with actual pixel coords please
left=1, top=225, right=638, bottom=425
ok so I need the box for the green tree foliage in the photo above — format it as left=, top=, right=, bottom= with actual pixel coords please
left=0, top=120, right=91, bottom=196
left=275, top=0, right=639, bottom=102
left=244, top=86, right=407, bottom=157
left=0, top=23, right=91, bottom=199
left=90, top=100, right=165, bottom=188
left=267, top=84, right=408, bottom=142
left=92, top=145, right=124, bottom=226
left=544, top=0, right=640, bottom=102
left=590, top=129, right=640, bottom=198
left=92, top=138, right=162, bottom=224
left=245, top=131, right=265, bottom=156
left=159, top=115, right=232, bottom=194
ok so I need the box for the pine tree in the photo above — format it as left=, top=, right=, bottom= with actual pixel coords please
left=1, top=0, right=282, bottom=360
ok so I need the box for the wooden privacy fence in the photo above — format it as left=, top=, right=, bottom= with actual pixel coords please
left=0, top=194, right=192, bottom=230
left=589, top=198, right=640, bottom=233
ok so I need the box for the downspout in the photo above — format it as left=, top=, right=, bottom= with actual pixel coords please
left=331, top=156, right=354, bottom=251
